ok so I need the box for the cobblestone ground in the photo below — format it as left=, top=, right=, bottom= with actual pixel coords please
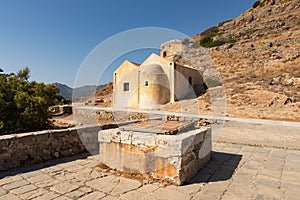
left=1, top=143, right=299, bottom=200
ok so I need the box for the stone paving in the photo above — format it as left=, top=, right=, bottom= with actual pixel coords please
left=1, top=142, right=300, bottom=200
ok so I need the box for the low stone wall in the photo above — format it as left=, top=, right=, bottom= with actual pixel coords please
left=0, top=126, right=103, bottom=171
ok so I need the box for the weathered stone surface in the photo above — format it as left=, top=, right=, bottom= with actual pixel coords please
left=120, top=190, right=153, bottom=200
left=10, top=184, right=37, bottom=195
left=53, top=196, right=72, bottom=200
left=65, top=190, right=85, bottom=198
left=1, top=142, right=300, bottom=200
left=152, top=188, right=191, bottom=200
left=31, top=191, right=59, bottom=200
left=0, top=126, right=103, bottom=171
left=98, top=127, right=211, bottom=185
left=0, top=175, right=23, bottom=186
left=110, top=177, right=142, bottom=196
left=78, top=191, right=106, bottom=200
left=254, top=185, right=283, bottom=200
left=102, top=196, right=119, bottom=200
left=35, top=179, right=61, bottom=188
left=78, top=186, right=93, bottom=194
left=86, top=176, right=118, bottom=193
left=2, top=180, right=29, bottom=190
left=27, top=174, right=52, bottom=184
left=19, top=188, right=48, bottom=199
left=0, top=193, right=21, bottom=200
left=0, top=188, right=6, bottom=196
left=21, top=170, right=44, bottom=179
left=50, top=182, right=79, bottom=194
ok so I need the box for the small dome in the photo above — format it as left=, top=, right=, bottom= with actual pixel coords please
left=141, top=64, right=165, bottom=75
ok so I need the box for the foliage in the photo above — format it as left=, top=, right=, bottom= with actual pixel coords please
left=55, top=95, right=72, bottom=105
left=228, top=38, right=237, bottom=43
left=253, top=1, right=260, bottom=8
left=192, top=25, right=236, bottom=49
left=199, top=35, right=226, bottom=48
left=181, top=38, right=190, bottom=45
left=253, top=1, right=265, bottom=8
left=192, top=42, right=201, bottom=48
left=193, top=83, right=208, bottom=96
left=205, top=77, right=223, bottom=88
left=0, top=67, right=63, bottom=134
left=200, top=26, right=220, bottom=37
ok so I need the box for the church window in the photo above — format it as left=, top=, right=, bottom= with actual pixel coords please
left=123, top=82, right=129, bottom=91
left=189, top=77, right=192, bottom=86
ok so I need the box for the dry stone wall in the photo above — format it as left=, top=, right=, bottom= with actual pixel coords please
left=0, top=126, right=103, bottom=171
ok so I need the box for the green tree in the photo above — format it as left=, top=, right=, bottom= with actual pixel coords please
left=0, top=68, right=61, bottom=134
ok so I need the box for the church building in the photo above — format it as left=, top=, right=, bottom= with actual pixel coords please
left=113, top=40, right=203, bottom=108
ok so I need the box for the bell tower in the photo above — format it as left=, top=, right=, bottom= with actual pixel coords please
left=160, top=39, right=186, bottom=61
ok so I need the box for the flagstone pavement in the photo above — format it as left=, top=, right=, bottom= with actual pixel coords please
left=1, top=142, right=300, bottom=200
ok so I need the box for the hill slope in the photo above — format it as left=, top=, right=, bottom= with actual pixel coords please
left=54, top=83, right=73, bottom=100
left=187, top=0, right=300, bottom=120
left=86, top=0, right=299, bottom=120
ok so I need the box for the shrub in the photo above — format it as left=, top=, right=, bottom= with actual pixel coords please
left=252, top=1, right=260, bottom=8
left=192, top=42, right=201, bottom=48
left=199, top=36, right=226, bottom=48
left=201, top=26, right=220, bottom=37
left=0, top=67, right=61, bottom=134
left=228, top=38, right=237, bottom=43
left=253, top=1, right=264, bottom=8
left=182, top=38, right=190, bottom=45
left=205, top=77, right=223, bottom=88
left=200, top=36, right=213, bottom=47
left=193, top=83, right=208, bottom=96
left=197, top=24, right=237, bottom=48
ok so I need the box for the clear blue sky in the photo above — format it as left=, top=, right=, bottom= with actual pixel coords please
left=0, top=0, right=256, bottom=87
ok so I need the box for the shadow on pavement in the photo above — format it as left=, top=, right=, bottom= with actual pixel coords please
left=0, top=153, right=91, bottom=179
left=186, top=151, right=242, bottom=184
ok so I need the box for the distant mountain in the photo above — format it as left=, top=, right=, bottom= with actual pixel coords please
left=54, top=82, right=106, bottom=100
left=54, top=83, right=73, bottom=100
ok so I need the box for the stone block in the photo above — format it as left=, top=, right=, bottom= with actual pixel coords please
left=98, top=127, right=211, bottom=185
left=131, top=132, right=156, bottom=146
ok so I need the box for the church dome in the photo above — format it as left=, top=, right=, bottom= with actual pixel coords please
left=141, top=63, right=165, bottom=75
left=139, top=63, right=169, bottom=109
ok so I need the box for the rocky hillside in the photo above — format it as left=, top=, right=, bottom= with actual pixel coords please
left=187, top=0, right=300, bottom=120
left=79, top=82, right=113, bottom=107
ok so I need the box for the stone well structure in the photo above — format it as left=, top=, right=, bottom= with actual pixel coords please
left=98, top=120, right=211, bottom=185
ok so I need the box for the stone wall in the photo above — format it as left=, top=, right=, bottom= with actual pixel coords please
left=0, top=126, right=102, bottom=171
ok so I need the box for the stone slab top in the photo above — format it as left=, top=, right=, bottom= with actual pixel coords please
left=120, top=119, right=198, bottom=135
